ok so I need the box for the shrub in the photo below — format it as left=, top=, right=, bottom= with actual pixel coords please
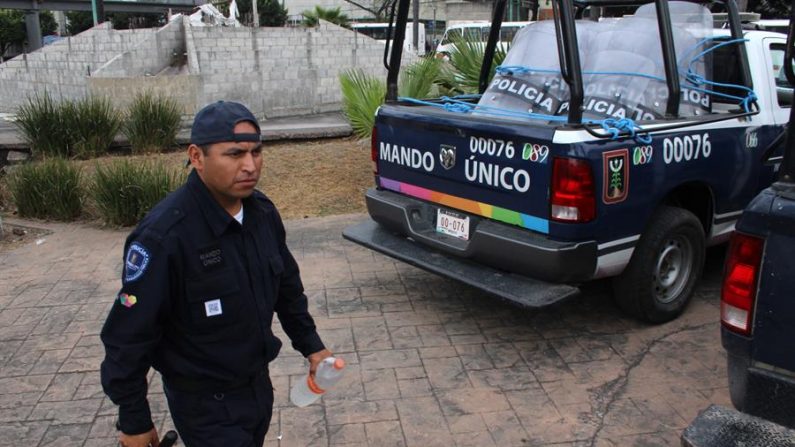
left=339, top=69, right=386, bottom=138
left=92, top=159, right=184, bottom=226
left=7, top=159, right=82, bottom=220
left=437, top=35, right=508, bottom=95
left=69, top=96, right=123, bottom=160
left=123, top=92, right=182, bottom=155
left=399, top=56, right=444, bottom=99
left=14, top=92, right=72, bottom=158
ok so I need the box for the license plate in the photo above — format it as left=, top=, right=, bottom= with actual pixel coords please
left=436, top=209, right=470, bottom=240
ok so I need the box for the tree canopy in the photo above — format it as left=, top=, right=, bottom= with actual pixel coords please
left=0, top=9, right=57, bottom=60
left=236, top=0, right=289, bottom=26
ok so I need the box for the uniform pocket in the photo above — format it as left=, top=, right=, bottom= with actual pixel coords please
left=185, top=268, right=241, bottom=330
left=266, top=255, right=284, bottom=297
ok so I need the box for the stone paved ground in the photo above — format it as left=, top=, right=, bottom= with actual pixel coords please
left=0, top=214, right=732, bottom=447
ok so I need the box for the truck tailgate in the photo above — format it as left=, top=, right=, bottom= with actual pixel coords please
left=375, top=105, right=557, bottom=235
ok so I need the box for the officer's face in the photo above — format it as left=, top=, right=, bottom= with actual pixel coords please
left=189, top=121, right=263, bottom=212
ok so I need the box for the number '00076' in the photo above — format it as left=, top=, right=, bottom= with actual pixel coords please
left=663, top=133, right=711, bottom=164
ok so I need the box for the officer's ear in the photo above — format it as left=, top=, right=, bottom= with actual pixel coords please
left=187, top=144, right=205, bottom=172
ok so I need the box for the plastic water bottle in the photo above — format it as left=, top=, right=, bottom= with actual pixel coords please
left=290, top=356, right=346, bottom=407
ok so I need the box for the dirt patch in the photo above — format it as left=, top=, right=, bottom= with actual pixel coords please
left=0, top=136, right=374, bottom=222
left=0, top=222, right=52, bottom=253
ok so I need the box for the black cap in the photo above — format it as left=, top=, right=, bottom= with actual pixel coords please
left=190, top=101, right=261, bottom=146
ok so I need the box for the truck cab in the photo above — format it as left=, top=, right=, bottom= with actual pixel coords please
left=344, top=0, right=788, bottom=323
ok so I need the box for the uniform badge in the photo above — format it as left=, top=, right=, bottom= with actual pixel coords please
left=124, top=242, right=150, bottom=283
left=119, top=293, right=137, bottom=308
left=205, top=299, right=223, bottom=317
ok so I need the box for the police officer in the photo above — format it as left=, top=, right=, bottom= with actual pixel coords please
left=101, top=101, right=331, bottom=447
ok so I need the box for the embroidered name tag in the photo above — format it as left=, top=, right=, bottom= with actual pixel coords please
left=204, top=299, right=223, bottom=317
left=198, top=245, right=224, bottom=271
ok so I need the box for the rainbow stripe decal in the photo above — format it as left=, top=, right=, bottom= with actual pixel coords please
left=380, top=177, right=549, bottom=234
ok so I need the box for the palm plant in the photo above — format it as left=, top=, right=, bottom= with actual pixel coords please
left=399, top=56, right=444, bottom=99
left=438, top=35, right=508, bottom=95
left=338, top=33, right=509, bottom=138
left=302, top=6, right=350, bottom=28
left=339, top=69, right=386, bottom=138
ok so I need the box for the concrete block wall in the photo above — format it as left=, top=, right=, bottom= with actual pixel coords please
left=191, top=20, right=418, bottom=118
left=0, top=23, right=158, bottom=112
left=93, top=17, right=185, bottom=78
left=444, top=0, right=493, bottom=21
left=88, top=75, right=201, bottom=115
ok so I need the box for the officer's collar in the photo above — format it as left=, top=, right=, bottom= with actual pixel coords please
left=187, top=170, right=252, bottom=237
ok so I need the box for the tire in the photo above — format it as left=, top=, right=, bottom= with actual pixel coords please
left=613, top=206, right=706, bottom=323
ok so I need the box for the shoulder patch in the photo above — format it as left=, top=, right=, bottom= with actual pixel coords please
left=124, top=242, right=151, bottom=283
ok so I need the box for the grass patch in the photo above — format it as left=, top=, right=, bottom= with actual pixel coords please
left=91, top=158, right=185, bottom=226
left=7, top=158, right=83, bottom=220
left=123, top=92, right=182, bottom=154
left=14, top=92, right=71, bottom=158
left=70, top=96, right=123, bottom=159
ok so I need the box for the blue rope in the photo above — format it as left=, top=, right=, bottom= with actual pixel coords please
left=398, top=96, right=652, bottom=143
left=396, top=37, right=755, bottom=144
left=601, top=118, right=653, bottom=144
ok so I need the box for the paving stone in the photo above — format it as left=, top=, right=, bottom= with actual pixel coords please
left=351, top=318, right=392, bottom=351
left=422, top=357, right=470, bottom=390
left=359, top=349, right=420, bottom=371
left=40, top=372, right=84, bottom=402
left=328, top=423, right=367, bottom=444
left=0, top=421, right=48, bottom=447
left=395, top=397, right=454, bottom=447
left=444, top=413, right=487, bottom=434
left=38, top=422, right=91, bottom=446
left=394, top=366, right=425, bottom=380
left=28, top=399, right=102, bottom=424
left=453, top=430, right=497, bottom=447
left=362, top=368, right=400, bottom=401
left=324, top=400, right=398, bottom=426
left=364, top=420, right=405, bottom=447
left=397, top=378, right=432, bottom=398
left=279, top=405, right=327, bottom=447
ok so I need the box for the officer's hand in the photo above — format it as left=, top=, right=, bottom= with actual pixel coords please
left=307, top=348, right=333, bottom=377
left=119, top=427, right=160, bottom=447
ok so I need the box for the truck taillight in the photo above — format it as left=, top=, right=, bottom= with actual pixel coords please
left=371, top=128, right=379, bottom=174
left=550, top=157, right=595, bottom=223
left=721, top=232, right=764, bottom=336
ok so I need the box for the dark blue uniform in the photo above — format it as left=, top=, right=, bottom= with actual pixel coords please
left=101, top=170, right=325, bottom=445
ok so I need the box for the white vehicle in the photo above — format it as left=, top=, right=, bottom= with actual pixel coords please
left=351, top=22, right=426, bottom=55
left=435, top=21, right=531, bottom=56
left=744, top=19, right=789, bottom=34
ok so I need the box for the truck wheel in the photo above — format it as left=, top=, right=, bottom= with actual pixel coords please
left=613, top=206, right=705, bottom=323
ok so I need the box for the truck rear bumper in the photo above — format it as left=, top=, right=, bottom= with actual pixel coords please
left=362, top=188, right=597, bottom=283
left=342, top=219, right=580, bottom=308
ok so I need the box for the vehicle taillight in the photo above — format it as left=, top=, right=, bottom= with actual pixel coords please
left=721, top=232, right=764, bottom=336
left=550, top=157, right=595, bottom=223
left=371, top=127, right=379, bottom=174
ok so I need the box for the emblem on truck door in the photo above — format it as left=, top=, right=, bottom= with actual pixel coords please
left=440, top=145, right=456, bottom=170
left=603, top=149, right=629, bottom=204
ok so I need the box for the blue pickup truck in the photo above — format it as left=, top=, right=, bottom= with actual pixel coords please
left=344, top=0, right=789, bottom=323
left=681, top=14, right=795, bottom=446
left=719, top=17, right=795, bottom=428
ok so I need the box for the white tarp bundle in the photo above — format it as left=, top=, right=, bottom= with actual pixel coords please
left=189, top=2, right=240, bottom=27
left=477, top=1, right=714, bottom=121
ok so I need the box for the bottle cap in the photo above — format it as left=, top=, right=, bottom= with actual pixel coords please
left=333, top=358, right=346, bottom=370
